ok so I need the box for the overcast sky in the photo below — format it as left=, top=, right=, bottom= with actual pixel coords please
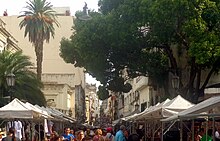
left=0, top=0, right=99, bottom=16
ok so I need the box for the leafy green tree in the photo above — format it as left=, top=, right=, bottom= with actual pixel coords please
left=0, top=50, right=46, bottom=106
left=140, top=0, right=220, bottom=102
left=18, top=0, right=59, bottom=80
left=60, top=0, right=220, bottom=102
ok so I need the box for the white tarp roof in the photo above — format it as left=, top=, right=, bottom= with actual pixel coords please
left=126, top=102, right=161, bottom=121
left=0, top=98, right=41, bottom=119
left=25, top=102, right=52, bottom=119
left=35, top=105, right=76, bottom=122
left=135, top=95, right=194, bottom=120
left=135, top=99, right=171, bottom=120
left=162, top=96, right=220, bottom=122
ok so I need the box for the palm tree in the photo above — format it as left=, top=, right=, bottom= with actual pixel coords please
left=18, top=0, right=59, bottom=80
left=0, top=50, right=46, bottom=106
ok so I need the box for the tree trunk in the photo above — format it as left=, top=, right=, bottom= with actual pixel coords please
left=163, top=44, right=178, bottom=74
left=35, top=41, right=43, bottom=80
left=192, top=68, right=201, bottom=103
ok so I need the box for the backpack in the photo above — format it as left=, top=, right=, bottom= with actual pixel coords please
left=105, top=133, right=113, bottom=141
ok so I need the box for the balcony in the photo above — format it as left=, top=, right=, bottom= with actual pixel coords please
left=135, top=76, right=149, bottom=90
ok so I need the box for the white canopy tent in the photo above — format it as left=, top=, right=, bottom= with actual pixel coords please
left=25, top=102, right=52, bottom=119
left=134, top=99, right=171, bottom=120
left=0, top=98, right=42, bottom=119
left=34, top=105, right=76, bottom=123
left=126, top=102, right=161, bottom=121
left=162, top=95, right=220, bottom=122
left=136, top=95, right=194, bottom=120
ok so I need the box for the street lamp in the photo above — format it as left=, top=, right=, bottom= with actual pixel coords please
left=172, top=75, right=179, bottom=89
left=6, top=73, right=15, bottom=102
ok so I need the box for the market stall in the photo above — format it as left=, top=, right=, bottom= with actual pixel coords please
left=161, top=96, right=220, bottom=141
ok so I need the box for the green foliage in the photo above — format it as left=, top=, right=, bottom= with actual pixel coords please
left=18, top=0, right=59, bottom=80
left=60, top=0, right=220, bottom=101
left=97, top=86, right=109, bottom=100
left=59, top=0, right=169, bottom=99
left=0, top=51, right=46, bottom=106
left=18, top=0, right=59, bottom=44
left=98, top=0, right=124, bottom=14
left=108, top=77, right=132, bottom=93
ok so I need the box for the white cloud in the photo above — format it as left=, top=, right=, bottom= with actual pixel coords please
left=86, top=73, right=101, bottom=87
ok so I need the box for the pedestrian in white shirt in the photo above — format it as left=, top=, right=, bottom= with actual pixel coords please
left=215, top=127, right=220, bottom=141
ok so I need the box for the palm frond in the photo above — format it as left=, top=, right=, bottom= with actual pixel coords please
left=0, top=50, right=46, bottom=106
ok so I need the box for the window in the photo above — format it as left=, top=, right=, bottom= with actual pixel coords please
left=0, top=41, right=4, bottom=53
left=141, top=102, right=147, bottom=112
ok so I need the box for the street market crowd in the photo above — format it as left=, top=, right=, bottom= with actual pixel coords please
left=0, top=125, right=143, bottom=141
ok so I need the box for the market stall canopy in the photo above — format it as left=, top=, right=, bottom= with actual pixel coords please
left=127, top=102, right=161, bottom=121
left=136, top=95, right=194, bottom=120
left=25, top=102, right=52, bottom=119
left=162, top=96, right=220, bottom=122
left=135, top=99, right=171, bottom=120
left=112, top=118, right=125, bottom=126
left=0, top=98, right=41, bottom=119
left=35, top=105, right=76, bottom=122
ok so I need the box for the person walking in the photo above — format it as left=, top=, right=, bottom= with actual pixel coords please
left=2, top=127, right=20, bottom=141
left=105, top=127, right=114, bottom=141
left=93, top=129, right=104, bottom=141
left=75, top=130, right=85, bottom=141
left=115, top=125, right=126, bottom=141
left=215, top=127, right=220, bottom=141
left=50, top=131, right=61, bottom=141
left=83, top=128, right=93, bottom=141
left=201, top=129, right=212, bottom=141
left=62, top=128, right=74, bottom=141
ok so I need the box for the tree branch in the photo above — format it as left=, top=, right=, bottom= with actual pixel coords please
left=163, top=44, right=178, bottom=74
left=200, top=66, right=216, bottom=90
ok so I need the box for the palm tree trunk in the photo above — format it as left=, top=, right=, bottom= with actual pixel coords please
left=35, top=42, right=43, bottom=80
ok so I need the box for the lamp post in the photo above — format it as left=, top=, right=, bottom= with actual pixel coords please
left=6, top=73, right=15, bottom=102
left=172, top=75, right=179, bottom=89
left=171, top=74, right=180, bottom=98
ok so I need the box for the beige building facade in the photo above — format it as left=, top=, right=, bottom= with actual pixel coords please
left=0, top=18, right=20, bottom=52
left=1, top=13, right=85, bottom=118
left=116, top=76, right=153, bottom=118
left=85, top=83, right=100, bottom=125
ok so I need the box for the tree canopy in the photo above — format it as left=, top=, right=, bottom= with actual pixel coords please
left=60, top=0, right=220, bottom=102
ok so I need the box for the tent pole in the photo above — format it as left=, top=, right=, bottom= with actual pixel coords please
left=44, top=119, right=46, bottom=140
left=206, top=117, right=208, bottom=141
left=152, top=120, right=155, bottom=141
left=163, top=120, right=176, bottom=135
left=131, top=120, right=133, bottom=133
left=212, top=116, right=215, bottom=139
left=161, top=121, right=164, bottom=141
left=144, top=120, right=146, bottom=141
left=192, top=119, right=194, bottom=141
left=31, top=121, right=34, bottom=141
left=180, top=120, right=183, bottom=141
left=39, top=121, right=41, bottom=141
